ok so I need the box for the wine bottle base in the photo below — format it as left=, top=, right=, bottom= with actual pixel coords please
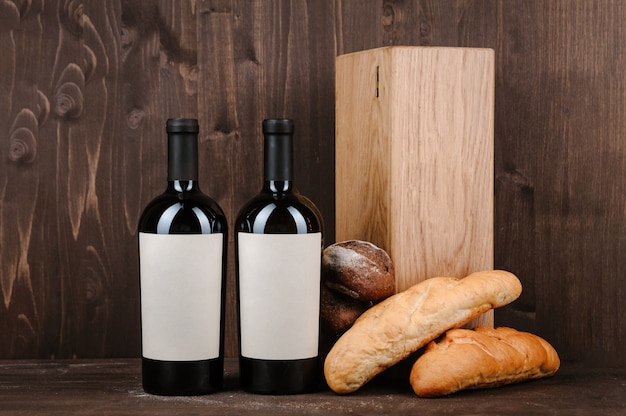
left=142, top=357, right=223, bottom=396
left=239, top=356, right=320, bottom=395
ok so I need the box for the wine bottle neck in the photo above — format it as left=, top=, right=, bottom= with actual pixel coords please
left=167, top=179, right=200, bottom=193
left=263, top=134, right=293, bottom=181
left=263, top=179, right=293, bottom=194
left=261, top=119, right=295, bottom=195
left=168, top=133, right=198, bottom=182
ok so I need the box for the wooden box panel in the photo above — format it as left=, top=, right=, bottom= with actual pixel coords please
left=336, top=46, right=495, bottom=326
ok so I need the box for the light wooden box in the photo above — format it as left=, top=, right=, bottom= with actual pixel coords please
left=335, top=46, right=495, bottom=326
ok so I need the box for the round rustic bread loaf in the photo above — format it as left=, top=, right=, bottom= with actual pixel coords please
left=322, top=240, right=395, bottom=302
left=320, top=286, right=369, bottom=335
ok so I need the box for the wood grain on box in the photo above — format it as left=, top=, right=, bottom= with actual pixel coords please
left=336, top=46, right=495, bottom=326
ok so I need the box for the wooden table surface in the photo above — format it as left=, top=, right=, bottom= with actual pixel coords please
left=0, top=359, right=624, bottom=415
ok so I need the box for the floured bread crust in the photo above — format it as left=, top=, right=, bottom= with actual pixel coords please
left=322, top=240, right=395, bottom=302
left=410, top=326, right=560, bottom=397
left=324, top=270, right=522, bottom=394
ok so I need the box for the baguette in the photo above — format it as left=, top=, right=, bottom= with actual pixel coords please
left=410, top=326, right=560, bottom=397
left=324, top=270, right=522, bottom=394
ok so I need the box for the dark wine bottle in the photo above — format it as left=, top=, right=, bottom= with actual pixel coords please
left=235, top=118, right=324, bottom=394
left=138, top=118, right=227, bottom=396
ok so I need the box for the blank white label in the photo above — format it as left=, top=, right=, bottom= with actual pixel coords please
left=139, top=232, right=223, bottom=361
left=238, top=232, right=322, bottom=360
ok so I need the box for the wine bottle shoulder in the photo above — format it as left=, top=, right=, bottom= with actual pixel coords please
left=236, top=191, right=323, bottom=234
left=139, top=190, right=227, bottom=234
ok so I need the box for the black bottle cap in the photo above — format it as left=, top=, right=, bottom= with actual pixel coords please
left=263, top=118, right=294, bottom=134
left=167, top=118, right=199, bottom=133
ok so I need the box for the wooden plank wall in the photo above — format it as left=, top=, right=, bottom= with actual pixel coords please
left=1, top=0, right=624, bottom=367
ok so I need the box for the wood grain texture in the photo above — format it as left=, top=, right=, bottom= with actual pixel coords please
left=0, top=0, right=625, bottom=367
left=335, top=46, right=495, bottom=327
left=1, top=359, right=625, bottom=414
left=0, top=0, right=336, bottom=359
left=389, top=46, right=494, bottom=328
left=0, top=0, right=129, bottom=358
left=493, top=0, right=626, bottom=366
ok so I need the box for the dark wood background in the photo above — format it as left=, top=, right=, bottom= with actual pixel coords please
left=1, top=0, right=624, bottom=367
